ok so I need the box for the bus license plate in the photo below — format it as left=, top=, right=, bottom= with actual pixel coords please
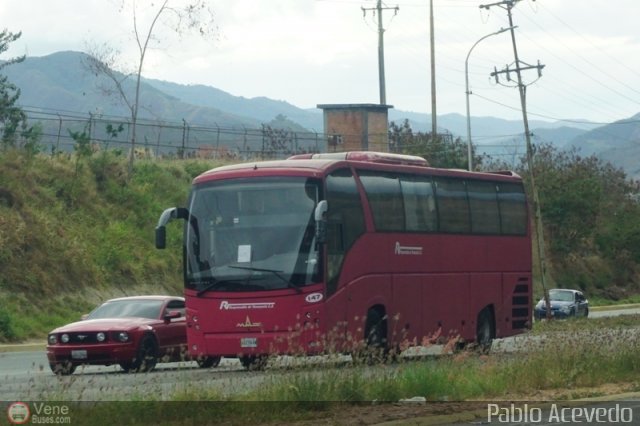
left=240, top=338, right=257, bottom=348
left=71, top=350, right=87, bottom=360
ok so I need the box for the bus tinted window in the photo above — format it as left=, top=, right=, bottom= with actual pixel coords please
left=434, top=178, right=470, bottom=233
left=497, top=182, right=527, bottom=235
left=358, top=172, right=404, bottom=231
left=401, top=177, right=437, bottom=232
left=467, top=180, right=500, bottom=234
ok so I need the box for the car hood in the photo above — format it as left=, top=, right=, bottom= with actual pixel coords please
left=50, top=318, right=157, bottom=333
left=536, top=299, right=574, bottom=308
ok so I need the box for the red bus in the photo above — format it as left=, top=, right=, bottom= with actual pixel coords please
left=156, top=151, right=532, bottom=368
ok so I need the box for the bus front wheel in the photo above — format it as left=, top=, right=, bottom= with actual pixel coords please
left=197, top=356, right=222, bottom=369
left=240, top=355, right=268, bottom=370
left=354, top=309, right=389, bottom=365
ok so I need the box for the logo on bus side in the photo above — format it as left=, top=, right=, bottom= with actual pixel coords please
left=236, top=316, right=262, bottom=328
left=219, top=301, right=275, bottom=310
left=394, top=242, right=423, bottom=255
left=305, top=293, right=323, bottom=303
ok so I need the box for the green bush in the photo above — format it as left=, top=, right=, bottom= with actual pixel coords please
left=0, top=305, right=16, bottom=341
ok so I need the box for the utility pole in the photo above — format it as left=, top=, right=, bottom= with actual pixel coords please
left=480, top=0, right=551, bottom=320
left=362, top=0, right=399, bottom=105
left=429, top=0, right=437, bottom=139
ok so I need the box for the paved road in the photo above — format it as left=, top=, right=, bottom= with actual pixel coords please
left=590, top=306, right=640, bottom=318
left=0, top=305, right=637, bottom=402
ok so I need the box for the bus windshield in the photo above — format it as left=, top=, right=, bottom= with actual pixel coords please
left=185, top=177, right=322, bottom=294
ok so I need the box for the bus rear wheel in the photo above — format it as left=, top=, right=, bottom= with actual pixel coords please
left=476, top=308, right=495, bottom=354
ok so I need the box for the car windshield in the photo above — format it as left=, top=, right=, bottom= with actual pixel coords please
left=549, top=290, right=575, bottom=302
left=184, top=177, right=322, bottom=293
left=87, top=299, right=164, bottom=320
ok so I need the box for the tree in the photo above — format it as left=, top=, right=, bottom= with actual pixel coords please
left=85, top=0, right=217, bottom=175
left=388, top=119, right=482, bottom=169
left=0, top=29, right=27, bottom=149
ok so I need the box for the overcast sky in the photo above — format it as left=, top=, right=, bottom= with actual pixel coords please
left=2, top=0, right=639, bottom=125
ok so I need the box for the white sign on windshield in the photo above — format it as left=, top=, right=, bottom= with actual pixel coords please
left=237, top=245, right=252, bottom=263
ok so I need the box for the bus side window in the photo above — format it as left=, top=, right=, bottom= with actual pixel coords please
left=325, top=169, right=366, bottom=296
left=467, top=180, right=500, bottom=234
left=497, top=182, right=528, bottom=235
left=401, top=176, right=437, bottom=232
left=434, top=177, right=471, bottom=233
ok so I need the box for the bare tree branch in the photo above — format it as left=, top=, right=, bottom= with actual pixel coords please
left=82, top=0, right=218, bottom=176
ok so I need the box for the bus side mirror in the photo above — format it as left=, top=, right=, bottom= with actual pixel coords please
left=155, top=227, right=167, bottom=249
left=315, top=200, right=328, bottom=244
left=155, top=207, right=189, bottom=249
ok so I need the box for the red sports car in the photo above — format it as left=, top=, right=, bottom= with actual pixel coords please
left=46, top=295, right=220, bottom=374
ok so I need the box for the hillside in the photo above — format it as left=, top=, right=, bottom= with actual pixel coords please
left=3, top=51, right=262, bottom=129
left=568, top=114, right=640, bottom=178
left=0, top=150, right=223, bottom=342
left=2, top=52, right=595, bottom=141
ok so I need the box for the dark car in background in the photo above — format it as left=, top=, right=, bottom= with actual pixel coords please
left=46, top=295, right=220, bottom=374
left=534, top=289, right=589, bottom=320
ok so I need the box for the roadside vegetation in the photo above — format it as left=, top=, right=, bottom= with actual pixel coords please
left=2, top=130, right=640, bottom=342
left=18, top=315, right=640, bottom=425
left=0, top=149, right=222, bottom=341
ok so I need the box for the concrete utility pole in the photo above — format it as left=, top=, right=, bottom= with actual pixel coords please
left=480, top=0, right=551, bottom=320
left=429, top=0, right=437, bottom=139
left=362, top=0, right=399, bottom=105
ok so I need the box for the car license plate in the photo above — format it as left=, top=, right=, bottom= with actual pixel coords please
left=71, top=350, right=87, bottom=360
left=240, top=337, right=257, bottom=348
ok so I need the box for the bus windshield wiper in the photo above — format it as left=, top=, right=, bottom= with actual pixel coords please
left=196, top=278, right=246, bottom=296
left=228, top=265, right=302, bottom=293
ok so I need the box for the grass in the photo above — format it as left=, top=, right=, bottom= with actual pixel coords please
left=38, top=321, right=640, bottom=425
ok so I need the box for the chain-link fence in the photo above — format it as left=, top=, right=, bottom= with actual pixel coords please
left=24, top=109, right=331, bottom=160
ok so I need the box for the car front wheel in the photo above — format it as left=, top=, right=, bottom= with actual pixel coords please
left=130, top=336, right=158, bottom=373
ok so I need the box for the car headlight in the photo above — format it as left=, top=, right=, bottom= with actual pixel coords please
left=117, top=332, right=129, bottom=342
left=96, top=332, right=106, bottom=342
left=61, top=334, right=70, bottom=343
left=48, top=334, right=57, bottom=345
left=560, top=306, right=570, bottom=314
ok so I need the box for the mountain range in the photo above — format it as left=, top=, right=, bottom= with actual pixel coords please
left=3, top=51, right=639, bottom=177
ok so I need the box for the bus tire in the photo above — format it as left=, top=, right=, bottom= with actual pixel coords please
left=50, top=361, right=76, bottom=375
left=240, top=355, right=268, bottom=371
left=354, top=309, right=388, bottom=365
left=476, top=308, right=494, bottom=354
left=197, top=356, right=222, bottom=369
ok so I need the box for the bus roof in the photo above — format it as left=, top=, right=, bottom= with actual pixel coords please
left=193, top=151, right=522, bottom=184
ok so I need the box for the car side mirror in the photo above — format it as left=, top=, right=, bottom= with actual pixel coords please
left=164, top=310, right=182, bottom=323
left=80, top=314, right=89, bottom=321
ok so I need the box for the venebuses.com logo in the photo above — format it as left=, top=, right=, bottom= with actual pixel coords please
left=6, top=402, right=30, bottom=425
left=6, top=401, right=72, bottom=424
